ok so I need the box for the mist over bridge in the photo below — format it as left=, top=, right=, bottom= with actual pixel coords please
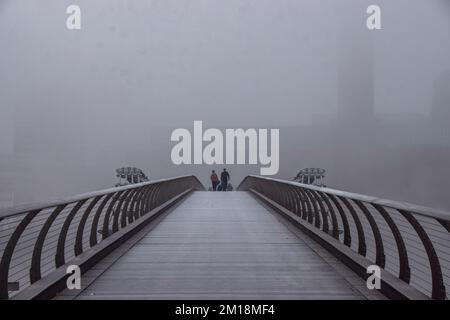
left=0, top=175, right=448, bottom=300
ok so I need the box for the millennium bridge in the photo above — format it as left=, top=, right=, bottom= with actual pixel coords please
left=0, top=175, right=448, bottom=300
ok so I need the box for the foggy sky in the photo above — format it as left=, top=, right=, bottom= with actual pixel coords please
left=1, top=1, right=450, bottom=209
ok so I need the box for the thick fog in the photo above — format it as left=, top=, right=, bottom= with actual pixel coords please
left=1, top=0, right=449, bottom=210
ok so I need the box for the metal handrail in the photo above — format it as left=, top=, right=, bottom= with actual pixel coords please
left=238, top=175, right=450, bottom=300
left=0, top=175, right=204, bottom=299
left=240, top=176, right=450, bottom=223
left=0, top=176, right=201, bottom=220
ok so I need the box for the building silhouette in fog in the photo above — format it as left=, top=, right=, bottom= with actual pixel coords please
left=431, top=70, right=450, bottom=124
left=0, top=105, right=14, bottom=208
left=336, top=1, right=375, bottom=129
left=429, top=70, right=450, bottom=148
left=12, top=102, right=86, bottom=206
left=326, top=1, right=377, bottom=194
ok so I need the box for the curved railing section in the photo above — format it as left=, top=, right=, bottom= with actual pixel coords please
left=238, top=175, right=450, bottom=300
left=0, top=175, right=204, bottom=299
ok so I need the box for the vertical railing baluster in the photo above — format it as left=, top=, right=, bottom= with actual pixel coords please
left=112, top=190, right=134, bottom=233
left=30, top=205, right=67, bottom=283
left=372, top=204, right=410, bottom=283
left=397, top=209, right=446, bottom=300
left=326, top=193, right=351, bottom=246
left=309, top=190, right=329, bottom=234
left=120, top=188, right=140, bottom=228
left=102, top=191, right=124, bottom=239
left=75, top=196, right=103, bottom=256
left=0, top=210, right=41, bottom=300
left=316, top=191, right=339, bottom=239
left=56, top=199, right=88, bottom=267
left=89, top=193, right=115, bottom=247
left=338, top=196, right=367, bottom=256
left=353, top=200, right=385, bottom=268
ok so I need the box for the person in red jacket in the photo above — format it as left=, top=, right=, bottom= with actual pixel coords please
left=210, top=170, right=219, bottom=191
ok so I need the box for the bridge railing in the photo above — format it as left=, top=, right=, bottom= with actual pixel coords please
left=0, top=175, right=204, bottom=299
left=238, top=175, right=450, bottom=300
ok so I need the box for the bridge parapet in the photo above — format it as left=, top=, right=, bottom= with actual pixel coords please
left=238, top=175, right=450, bottom=300
left=0, top=176, right=204, bottom=299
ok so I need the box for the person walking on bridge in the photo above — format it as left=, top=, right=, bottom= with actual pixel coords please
left=210, top=170, right=219, bottom=191
left=220, top=168, right=230, bottom=192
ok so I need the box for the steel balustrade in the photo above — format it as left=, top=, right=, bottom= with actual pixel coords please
left=1, top=174, right=448, bottom=300
left=0, top=176, right=204, bottom=299
left=238, top=175, right=450, bottom=300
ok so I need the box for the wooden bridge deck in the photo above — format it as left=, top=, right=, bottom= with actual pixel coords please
left=56, top=191, right=385, bottom=300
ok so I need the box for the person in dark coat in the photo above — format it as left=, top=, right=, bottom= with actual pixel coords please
left=220, top=168, right=230, bottom=192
